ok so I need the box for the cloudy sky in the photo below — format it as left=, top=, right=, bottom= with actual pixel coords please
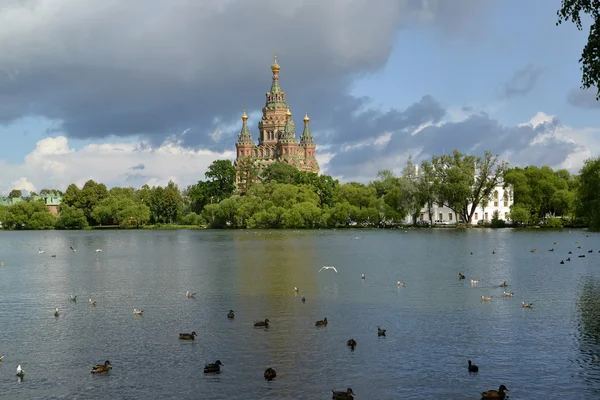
left=0, top=0, right=598, bottom=193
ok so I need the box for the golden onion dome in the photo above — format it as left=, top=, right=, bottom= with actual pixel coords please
left=242, top=107, right=248, bottom=121
left=303, top=111, right=310, bottom=122
left=271, top=52, right=280, bottom=73
left=285, top=107, right=292, bottom=118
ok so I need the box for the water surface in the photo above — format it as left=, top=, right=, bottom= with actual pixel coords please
left=0, top=228, right=599, bottom=399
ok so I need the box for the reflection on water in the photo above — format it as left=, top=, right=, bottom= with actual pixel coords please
left=577, top=276, right=600, bottom=394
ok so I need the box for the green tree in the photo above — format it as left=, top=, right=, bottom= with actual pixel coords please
left=162, top=180, right=183, bottom=223
left=56, top=205, right=88, bottom=229
left=263, top=162, right=299, bottom=184
left=577, top=156, right=600, bottom=230
left=8, top=189, right=22, bottom=198
left=236, top=158, right=259, bottom=193
left=62, top=184, right=81, bottom=207
left=557, top=0, right=600, bottom=100
left=205, top=159, right=236, bottom=202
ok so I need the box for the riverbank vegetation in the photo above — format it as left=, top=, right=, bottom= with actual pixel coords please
left=1, top=151, right=599, bottom=231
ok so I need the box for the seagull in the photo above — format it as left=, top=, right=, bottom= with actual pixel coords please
left=503, top=292, right=514, bottom=297
left=133, top=309, right=144, bottom=315
left=95, top=249, right=103, bottom=253
left=54, top=308, right=60, bottom=317
left=88, top=298, right=96, bottom=306
left=70, top=246, right=76, bottom=252
left=38, top=248, right=45, bottom=254
left=470, top=279, right=479, bottom=284
left=522, top=302, right=533, bottom=308
left=185, top=291, right=196, bottom=298
left=319, top=266, right=338, bottom=273
left=0, top=355, right=4, bottom=362
left=16, top=365, right=24, bottom=378
left=397, top=281, right=405, bottom=286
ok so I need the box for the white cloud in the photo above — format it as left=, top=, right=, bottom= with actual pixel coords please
left=0, top=136, right=234, bottom=194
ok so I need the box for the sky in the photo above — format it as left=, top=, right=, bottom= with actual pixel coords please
left=0, top=0, right=599, bottom=194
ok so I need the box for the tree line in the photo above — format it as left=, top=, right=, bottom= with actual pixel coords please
left=1, top=150, right=599, bottom=231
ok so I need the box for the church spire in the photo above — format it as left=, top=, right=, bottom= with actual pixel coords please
left=270, top=49, right=282, bottom=95
left=282, top=107, right=295, bottom=139
left=237, top=106, right=252, bottom=142
left=300, top=109, right=313, bottom=144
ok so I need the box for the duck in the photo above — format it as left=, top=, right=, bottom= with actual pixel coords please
left=70, top=295, right=77, bottom=302
left=549, top=248, right=554, bottom=252
left=70, top=246, right=76, bottom=252
left=579, top=255, right=586, bottom=258
left=227, top=310, right=235, bottom=319
left=0, top=355, right=3, bottom=362
left=481, top=384, right=508, bottom=399
left=530, top=248, right=536, bottom=253
left=264, top=367, right=277, bottom=381
left=468, top=360, right=479, bottom=372
left=332, top=388, right=355, bottom=399
left=499, top=281, right=508, bottom=287
left=54, top=308, right=60, bottom=317
left=301, top=295, right=306, bottom=303
left=185, top=291, right=196, bottom=298
left=481, top=296, right=492, bottom=301
left=95, top=249, right=103, bottom=253
left=560, top=260, right=565, bottom=264
left=503, top=292, right=514, bottom=297
left=133, top=309, right=143, bottom=315
left=91, top=360, right=112, bottom=374
left=51, top=254, right=56, bottom=258
left=566, top=257, right=571, bottom=261
left=588, top=250, right=593, bottom=253
left=16, top=364, right=24, bottom=378
left=377, top=326, right=386, bottom=337
left=554, top=241, right=558, bottom=244
left=397, top=281, right=406, bottom=286
left=254, top=319, right=270, bottom=327
left=316, top=317, right=328, bottom=326
left=522, top=302, right=533, bottom=308
left=361, top=274, right=365, bottom=280
left=179, top=331, right=197, bottom=340
left=294, top=286, right=299, bottom=292
left=569, top=251, right=573, bottom=254
left=470, top=279, right=479, bottom=284
left=492, top=250, right=496, bottom=254
left=203, top=360, right=223, bottom=373
left=88, top=298, right=96, bottom=306
left=347, top=339, right=357, bottom=350
left=458, top=273, right=465, bottom=280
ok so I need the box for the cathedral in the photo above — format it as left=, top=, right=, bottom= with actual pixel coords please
left=234, top=54, right=319, bottom=184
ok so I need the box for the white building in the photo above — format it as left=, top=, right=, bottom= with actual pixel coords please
left=406, top=183, right=513, bottom=225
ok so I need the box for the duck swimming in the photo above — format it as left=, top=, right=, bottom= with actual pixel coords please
left=301, top=295, right=306, bottom=303
left=503, top=292, right=514, bottom=297
left=347, top=339, right=357, bottom=350
left=16, top=365, right=24, bottom=378
left=133, top=309, right=143, bottom=315
left=264, top=367, right=276, bottom=381
left=481, top=384, right=508, bottom=399
left=316, top=317, right=328, bottom=326
left=459, top=273, right=465, bottom=280
left=91, top=360, right=112, bottom=374
left=254, top=319, right=270, bottom=327
left=88, top=298, right=96, bottom=306
left=70, top=295, right=77, bottom=302
left=179, top=331, right=197, bottom=340
left=397, top=281, right=406, bottom=286
left=481, top=296, right=492, bottom=301
left=361, top=274, right=365, bottom=280
left=203, top=360, right=223, bottom=373
left=377, top=326, right=386, bottom=337
left=522, top=302, right=533, bottom=308
left=54, top=308, right=60, bottom=317
left=499, top=281, right=508, bottom=287
left=185, top=291, right=196, bottom=298
left=332, top=388, right=355, bottom=399
left=468, top=360, right=479, bottom=372
left=227, top=310, right=235, bottom=319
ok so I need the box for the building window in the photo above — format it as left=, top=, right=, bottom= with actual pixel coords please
left=439, top=213, right=443, bottom=221
left=494, top=190, right=499, bottom=207
left=449, top=213, right=453, bottom=221
left=475, top=213, right=478, bottom=220
left=484, top=212, right=488, bottom=221
left=503, top=192, right=508, bottom=207
left=420, top=213, right=424, bottom=221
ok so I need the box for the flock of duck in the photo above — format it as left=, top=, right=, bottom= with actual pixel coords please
left=1, top=235, right=596, bottom=399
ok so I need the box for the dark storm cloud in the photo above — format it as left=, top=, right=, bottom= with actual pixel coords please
left=0, top=0, right=490, bottom=151
left=497, top=65, right=544, bottom=99
left=567, top=87, right=600, bottom=109
left=326, top=106, right=578, bottom=180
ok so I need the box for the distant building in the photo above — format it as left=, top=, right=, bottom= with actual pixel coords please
left=406, top=183, right=513, bottom=225
left=234, top=53, right=319, bottom=186
left=0, top=194, right=62, bottom=215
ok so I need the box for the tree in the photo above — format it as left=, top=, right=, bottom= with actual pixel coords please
left=419, top=160, right=438, bottom=223
left=577, top=156, right=600, bottom=230
left=237, top=158, right=259, bottom=193
left=62, top=184, right=81, bottom=207
left=433, top=150, right=507, bottom=223
left=56, top=205, right=88, bottom=229
left=557, top=0, right=600, bottom=100
left=162, top=180, right=183, bottom=223
left=8, top=189, right=22, bottom=198
left=263, top=162, right=299, bottom=184
left=205, top=160, right=236, bottom=202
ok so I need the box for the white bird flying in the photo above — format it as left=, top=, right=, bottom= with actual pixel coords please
left=70, top=246, right=76, bottom=252
left=38, top=248, right=45, bottom=254
left=318, top=266, right=338, bottom=273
